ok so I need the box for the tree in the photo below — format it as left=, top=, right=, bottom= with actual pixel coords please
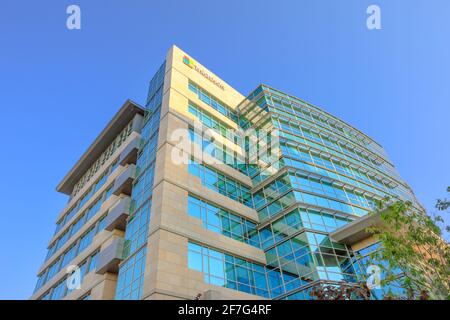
left=436, top=186, right=450, bottom=212
left=366, top=193, right=450, bottom=300
left=310, top=281, right=371, bottom=300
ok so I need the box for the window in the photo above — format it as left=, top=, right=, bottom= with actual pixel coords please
left=187, top=242, right=269, bottom=298
left=94, top=173, right=108, bottom=193
left=46, top=259, right=60, bottom=281
left=188, top=81, right=238, bottom=123
left=97, top=215, right=107, bottom=233
left=188, top=127, right=248, bottom=175
left=46, top=184, right=113, bottom=263
left=188, top=102, right=239, bottom=144
left=122, top=201, right=151, bottom=258
left=78, top=227, right=95, bottom=254
left=88, top=251, right=99, bottom=274
left=188, top=195, right=260, bottom=247
left=85, top=198, right=102, bottom=221
left=71, top=214, right=86, bottom=237
left=56, top=229, right=71, bottom=250
left=34, top=272, right=47, bottom=293
left=115, top=247, right=146, bottom=300
left=50, top=279, right=67, bottom=300
left=60, top=244, right=78, bottom=270
left=188, top=159, right=253, bottom=207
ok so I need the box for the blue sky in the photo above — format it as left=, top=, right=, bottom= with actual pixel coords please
left=0, top=1, right=448, bottom=299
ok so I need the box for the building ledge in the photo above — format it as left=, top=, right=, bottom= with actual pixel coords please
left=96, top=237, right=125, bottom=274
left=111, top=164, right=136, bottom=196
left=329, top=212, right=382, bottom=245
left=118, top=136, right=141, bottom=166
left=104, top=196, right=131, bottom=231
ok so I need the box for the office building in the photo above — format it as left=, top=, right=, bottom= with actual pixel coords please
left=31, top=46, right=421, bottom=300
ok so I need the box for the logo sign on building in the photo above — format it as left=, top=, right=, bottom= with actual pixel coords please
left=183, top=55, right=225, bottom=90
left=183, top=55, right=195, bottom=69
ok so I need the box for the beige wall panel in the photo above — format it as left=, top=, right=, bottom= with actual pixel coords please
left=351, top=235, right=378, bottom=252
left=167, top=45, right=244, bottom=108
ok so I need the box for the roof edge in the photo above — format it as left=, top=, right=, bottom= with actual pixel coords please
left=56, top=99, right=145, bottom=195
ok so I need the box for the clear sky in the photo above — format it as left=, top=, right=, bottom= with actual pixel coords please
left=0, top=0, right=448, bottom=299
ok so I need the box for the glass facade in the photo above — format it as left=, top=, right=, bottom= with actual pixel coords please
left=37, top=250, right=99, bottom=300
left=188, top=242, right=270, bottom=298
left=188, top=195, right=260, bottom=247
left=184, top=83, right=421, bottom=299
left=34, top=210, right=108, bottom=293
left=351, top=242, right=407, bottom=299
left=114, top=61, right=166, bottom=300
left=188, top=159, right=253, bottom=207
left=115, top=247, right=147, bottom=300
left=188, top=80, right=238, bottom=123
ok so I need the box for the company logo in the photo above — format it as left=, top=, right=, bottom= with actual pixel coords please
left=182, top=55, right=224, bottom=90
left=183, top=55, right=195, bottom=68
